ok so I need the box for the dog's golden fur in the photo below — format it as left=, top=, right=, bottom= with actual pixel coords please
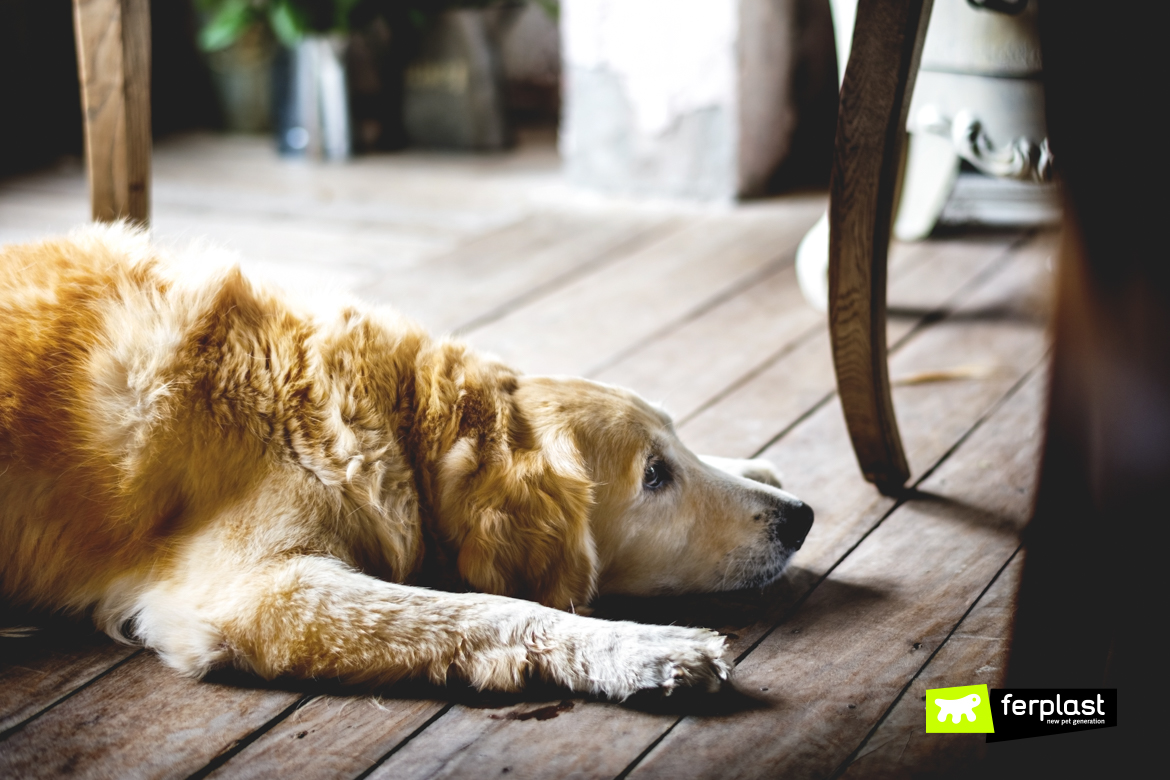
left=0, top=225, right=812, bottom=698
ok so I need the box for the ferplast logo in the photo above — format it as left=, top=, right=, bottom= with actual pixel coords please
left=925, top=684, right=995, bottom=734
left=986, top=688, right=1117, bottom=743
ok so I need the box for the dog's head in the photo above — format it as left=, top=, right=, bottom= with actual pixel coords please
left=434, top=375, right=813, bottom=610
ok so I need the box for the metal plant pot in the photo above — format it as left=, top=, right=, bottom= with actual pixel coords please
left=275, top=34, right=352, bottom=160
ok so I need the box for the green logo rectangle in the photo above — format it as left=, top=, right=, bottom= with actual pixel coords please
left=926, top=684, right=995, bottom=733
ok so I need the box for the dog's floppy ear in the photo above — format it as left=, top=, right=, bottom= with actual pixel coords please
left=438, top=426, right=597, bottom=611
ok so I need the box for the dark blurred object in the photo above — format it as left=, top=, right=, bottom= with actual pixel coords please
left=497, top=1, right=559, bottom=128
left=346, top=16, right=410, bottom=150
left=1008, top=0, right=1158, bottom=693
left=403, top=7, right=510, bottom=150
left=966, top=0, right=1027, bottom=14
left=0, top=0, right=217, bottom=180
left=194, top=1, right=556, bottom=153
left=767, top=0, right=838, bottom=192
left=0, top=0, right=84, bottom=177
left=151, top=0, right=220, bottom=135
left=346, top=1, right=561, bottom=152
left=995, top=0, right=1160, bottom=774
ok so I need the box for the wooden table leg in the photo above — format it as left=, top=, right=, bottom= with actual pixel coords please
left=828, top=0, right=932, bottom=493
left=72, top=0, right=151, bottom=226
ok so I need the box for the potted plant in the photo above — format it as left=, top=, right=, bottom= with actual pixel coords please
left=195, top=1, right=279, bottom=133
left=197, top=0, right=367, bottom=158
left=195, top=1, right=559, bottom=155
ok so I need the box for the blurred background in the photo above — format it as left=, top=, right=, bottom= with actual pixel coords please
left=0, top=0, right=839, bottom=191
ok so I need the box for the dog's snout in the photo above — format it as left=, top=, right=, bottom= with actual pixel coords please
left=771, top=500, right=814, bottom=550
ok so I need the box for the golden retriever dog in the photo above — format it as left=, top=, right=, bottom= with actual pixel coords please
left=0, top=224, right=813, bottom=699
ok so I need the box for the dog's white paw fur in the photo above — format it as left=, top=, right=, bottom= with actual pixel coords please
left=543, top=617, right=732, bottom=700
left=620, top=624, right=732, bottom=697
left=699, top=455, right=784, bottom=489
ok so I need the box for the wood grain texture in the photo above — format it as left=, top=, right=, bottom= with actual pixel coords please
left=827, top=0, right=934, bottom=490
left=839, top=554, right=1023, bottom=780
left=465, top=198, right=825, bottom=377
left=373, top=213, right=680, bottom=335
left=592, top=262, right=823, bottom=424
left=0, top=626, right=137, bottom=735
left=625, top=367, right=1046, bottom=780
left=208, top=694, right=445, bottom=780
left=0, top=654, right=299, bottom=779
left=365, top=696, right=674, bottom=780
left=72, top=0, right=151, bottom=224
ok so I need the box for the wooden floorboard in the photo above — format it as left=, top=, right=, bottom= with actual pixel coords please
left=0, top=135, right=1055, bottom=780
left=837, top=554, right=1023, bottom=780
left=0, top=654, right=303, bottom=779
left=0, top=627, right=137, bottom=736
left=462, top=198, right=825, bottom=377
left=373, top=213, right=681, bottom=335
left=592, top=261, right=823, bottom=423
left=204, top=694, right=448, bottom=780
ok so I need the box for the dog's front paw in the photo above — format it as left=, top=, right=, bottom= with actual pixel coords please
left=739, top=459, right=784, bottom=489
left=700, top=455, right=783, bottom=488
left=577, top=623, right=732, bottom=700
left=631, top=625, right=732, bottom=696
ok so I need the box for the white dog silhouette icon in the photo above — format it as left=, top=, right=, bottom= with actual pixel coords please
left=935, top=693, right=981, bottom=723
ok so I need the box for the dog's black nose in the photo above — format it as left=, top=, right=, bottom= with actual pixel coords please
left=775, top=501, right=814, bottom=550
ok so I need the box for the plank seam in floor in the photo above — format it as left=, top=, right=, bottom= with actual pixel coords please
left=186, top=694, right=315, bottom=780
left=613, top=718, right=685, bottom=780
left=677, top=231, right=1032, bottom=451
left=454, top=220, right=686, bottom=336
left=351, top=703, right=457, bottom=780
left=0, top=649, right=144, bottom=743
left=677, top=322, right=824, bottom=428
left=881, top=229, right=1038, bottom=357
left=826, top=545, right=1024, bottom=780
left=583, top=246, right=803, bottom=379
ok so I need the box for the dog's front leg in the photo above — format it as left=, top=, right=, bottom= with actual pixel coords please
left=133, top=555, right=729, bottom=699
left=700, top=455, right=784, bottom=488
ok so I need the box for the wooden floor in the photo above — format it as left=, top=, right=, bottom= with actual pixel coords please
left=0, top=134, right=1055, bottom=780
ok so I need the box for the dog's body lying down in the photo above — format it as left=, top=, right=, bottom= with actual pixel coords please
left=0, top=225, right=812, bottom=699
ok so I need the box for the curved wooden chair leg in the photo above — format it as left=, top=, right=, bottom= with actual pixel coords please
left=72, top=0, right=151, bottom=226
left=828, top=0, right=933, bottom=493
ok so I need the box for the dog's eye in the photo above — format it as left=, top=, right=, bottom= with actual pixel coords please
left=643, top=459, right=671, bottom=491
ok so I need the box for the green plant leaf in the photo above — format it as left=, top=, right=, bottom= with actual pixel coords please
left=198, top=0, right=258, bottom=51
left=269, top=0, right=311, bottom=46
left=334, top=0, right=363, bottom=32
